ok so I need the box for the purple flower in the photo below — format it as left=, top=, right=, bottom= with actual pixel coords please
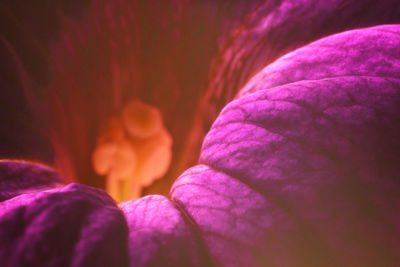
left=1, top=1, right=400, bottom=266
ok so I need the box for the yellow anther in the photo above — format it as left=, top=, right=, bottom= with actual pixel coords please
left=92, top=139, right=136, bottom=180
left=122, top=99, right=162, bottom=139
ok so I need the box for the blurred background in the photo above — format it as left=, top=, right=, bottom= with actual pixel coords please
left=0, top=0, right=258, bottom=197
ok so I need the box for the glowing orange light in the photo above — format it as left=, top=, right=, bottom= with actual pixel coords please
left=91, top=99, right=172, bottom=202
left=92, top=140, right=137, bottom=179
left=122, top=99, right=162, bottom=139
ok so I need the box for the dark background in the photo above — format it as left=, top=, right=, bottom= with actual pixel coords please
left=0, top=0, right=90, bottom=163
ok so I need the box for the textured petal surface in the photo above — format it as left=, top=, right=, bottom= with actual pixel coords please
left=239, top=24, right=400, bottom=96
left=170, top=24, right=400, bottom=266
left=120, top=195, right=212, bottom=267
left=0, top=160, right=64, bottom=202
left=208, top=0, right=400, bottom=107
left=0, top=167, right=129, bottom=267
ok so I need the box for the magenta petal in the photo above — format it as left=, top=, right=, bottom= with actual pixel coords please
left=170, top=25, right=400, bottom=266
left=120, top=195, right=212, bottom=266
left=239, top=24, right=400, bottom=97
left=0, top=160, right=64, bottom=202
left=0, top=183, right=129, bottom=267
